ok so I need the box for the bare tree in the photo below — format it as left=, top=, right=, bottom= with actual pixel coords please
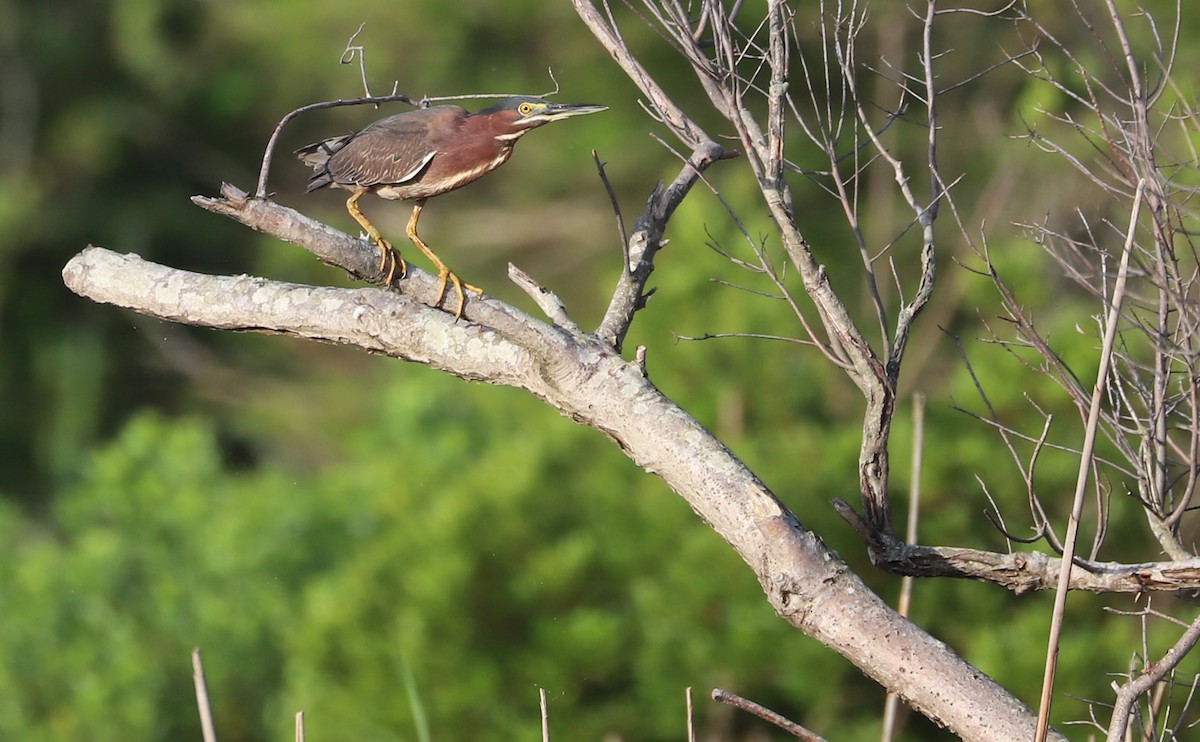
left=62, top=0, right=1200, bottom=739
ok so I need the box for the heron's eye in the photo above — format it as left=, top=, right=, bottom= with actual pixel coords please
left=518, top=102, right=535, bottom=116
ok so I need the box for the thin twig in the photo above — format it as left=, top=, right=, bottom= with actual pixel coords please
left=258, top=28, right=567, bottom=199
left=255, top=93, right=415, bottom=198
left=712, top=688, right=827, bottom=741
left=537, top=67, right=563, bottom=98
left=686, top=686, right=696, bottom=742
left=591, top=150, right=628, bottom=260
left=675, top=331, right=813, bottom=345
left=192, top=648, right=218, bottom=742
left=881, top=392, right=926, bottom=741
left=1035, top=179, right=1145, bottom=742
left=1107, top=612, right=1200, bottom=741
left=339, top=23, right=384, bottom=100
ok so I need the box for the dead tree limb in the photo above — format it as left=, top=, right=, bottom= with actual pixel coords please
left=64, top=183, right=1059, bottom=740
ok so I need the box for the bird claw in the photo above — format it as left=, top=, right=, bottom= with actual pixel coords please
left=435, top=271, right=485, bottom=319
left=372, top=239, right=408, bottom=286
left=373, top=233, right=481, bottom=318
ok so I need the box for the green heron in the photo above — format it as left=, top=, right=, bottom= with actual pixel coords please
left=296, top=96, right=607, bottom=316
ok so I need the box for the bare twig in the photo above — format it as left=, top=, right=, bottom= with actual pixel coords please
left=881, top=392, right=926, bottom=741
left=258, top=29, right=579, bottom=200
left=686, top=687, right=695, bottom=742
left=338, top=23, right=386, bottom=100
left=1107, top=613, right=1200, bottom=741
left=192, top=649, right=218, bottom=742
left=255, top=93, right=415, bottom=198
left=591, top=149, right=628, bottom=257
left=536, top=66, right=564, bottom=99
left=508, top=264, right=582, bottom=335
left=712, top=688, right=828, bottom=741
left=1035, top=179, right=1145, bottom=741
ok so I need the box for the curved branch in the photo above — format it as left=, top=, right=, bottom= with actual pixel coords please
left=63, top=186, right=1061, bottom=740
left=255, top=94, right=416, bottom=199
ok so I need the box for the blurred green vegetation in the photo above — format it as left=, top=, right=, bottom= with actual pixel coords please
left=3, top=0, right=1200, bottom=739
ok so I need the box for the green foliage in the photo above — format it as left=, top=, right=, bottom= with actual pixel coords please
left=0, top=388, right=862, bottom=740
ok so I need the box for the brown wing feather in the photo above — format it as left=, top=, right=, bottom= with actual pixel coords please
left=295, top=134, right=354, bottom=192
left=324, top=106, right=466, bottom=189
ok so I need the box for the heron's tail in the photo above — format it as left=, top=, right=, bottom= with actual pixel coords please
left=295, top=135, right=353, bottom=192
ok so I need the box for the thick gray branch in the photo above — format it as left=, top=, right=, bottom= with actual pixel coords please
left=62, top=248, right=539, bottom=385
left=63, top=187, right=1061, bottom=740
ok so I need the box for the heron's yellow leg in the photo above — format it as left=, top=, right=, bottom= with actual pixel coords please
left=346, top=189, right=406, bottom=285
left=405, top=200, right=483, bottom=318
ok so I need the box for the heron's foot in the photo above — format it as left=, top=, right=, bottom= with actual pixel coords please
left=434, top=269, right=485, bottom=319
left=375, top=240, right=408, bottom=286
